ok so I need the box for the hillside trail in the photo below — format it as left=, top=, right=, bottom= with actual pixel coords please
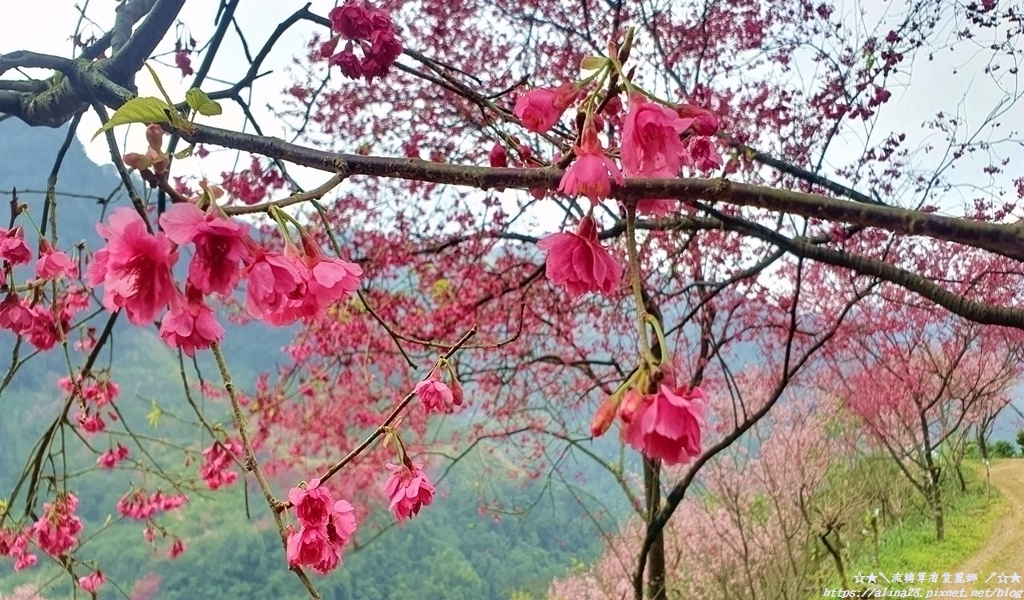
left=938, top=459, right=1023, bottom=593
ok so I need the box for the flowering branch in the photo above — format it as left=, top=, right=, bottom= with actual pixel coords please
left=282, top=325, right=479, bottom=510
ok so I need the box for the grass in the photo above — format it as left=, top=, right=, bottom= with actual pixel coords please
left=840, top=460, right=1009, bottom=578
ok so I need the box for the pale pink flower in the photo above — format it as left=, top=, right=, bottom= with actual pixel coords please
left=624, top=366, right=705, bottom=465
left=415, top=369, right=455, bottom=414
left=536, top=215, right=623, bottom=297
left=558, top=116, right=624, bottom=204
left=97, top=444, right=130, bottom=469
left=288, top=478, right=334, bottom=528
left=621, top=93, right=694, bottom=177
left=514, top=83, right=578, bottom=133
left=160, top=202, right=251, bottom=296
left=158, top=285, right=224, bottom=357
left=88, top=208, right=178, bottom=325
left=383, top=462, right=435, bottom=521
left=0, top=227, right=31, bottom=265
left=78, top=570, right=105, bottom=594
left=327, top=499, right=357, bottom=547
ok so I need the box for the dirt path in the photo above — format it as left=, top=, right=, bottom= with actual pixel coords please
left=941, top=459, right=1024, bottom=591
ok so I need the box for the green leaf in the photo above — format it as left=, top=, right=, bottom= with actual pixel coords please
left=146, top=400, right=163, bottom=428
left=580, top=56, right=607, bottom=71
left=173, top=145, right=195, bottom=160
left=185, top=88, right=223, bottom=116
left=92, top=97, right=170, bottom=139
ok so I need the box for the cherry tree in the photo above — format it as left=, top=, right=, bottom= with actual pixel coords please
left=0, top=0, right=1022, bottom=598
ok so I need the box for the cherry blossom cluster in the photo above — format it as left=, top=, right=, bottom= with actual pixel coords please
left=86, top=190, right=361, bottom=357
left=591, top=362, right=705, bottom=466
left=198, top=438, right=243, bottom=490
left=285, top=478, right=358, bottom=574
left=1, top=223, right=88, bottom=351
left=321, top=1, right=403, bottom=82
left=58, top=373, right=120, bottom=435
left=0, top=493, right=83, bottom=572
left=117, top=488, right=189, bottom=559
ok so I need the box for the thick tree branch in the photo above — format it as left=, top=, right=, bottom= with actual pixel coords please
left=173, top=122, right=1024, bottom=262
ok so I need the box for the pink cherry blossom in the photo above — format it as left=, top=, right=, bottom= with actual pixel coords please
left=76, top=412, right=106, bottom=434
left=0, top=293, right=34, bottom=335
left=286, top=525, right=339, bottom=574
left=35, top=239, right=77, bottom=280
left=489, top=141, right=508, bottom=167
left=0, top=529, right=37, bottom=571
left=621, top=93, right=694, bottom=177
left=676, top=103, right=720, bottom=136
left=514, top=83, right=578, bottom=133
left=536, top=215, right=623, bottom=297
left=330, top=3, right=374, bottom=39
left=159, top=285, right=224, bottom=357
left=685, top=137, right=723, bottom=171
left=160, top=202, right=251, bottom=296
left=558, top=117, right=624, bottom=204
left=383, top=462, right=435, bottom=521
left=327, top=499, right=358, bottom=547
left=415, top=369, right=455, bottom=413
left=243, top=249, right=305, bottom=324
left=0, top=227, right=31, bottom=265
left=78, top=570, right=105, bottom=594
left=624, top=366, right=705, bottom=465
left=88, top=208, right=178, bottom=325
left=32, top=494, right=83, bottom=557
left=97, top=444, right=130, bottom=469
left=168, top=538, right=187, bottom=558
left=117, top=489, right=157, bottom=520
left=199, top=439, right=242, bottom=490
left=288, top=478, right=334, bottom=528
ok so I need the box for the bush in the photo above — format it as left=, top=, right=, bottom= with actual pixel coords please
left=1017, top=429, right=1024, bottom=455
left=991, top=440, right=1017, bottom=458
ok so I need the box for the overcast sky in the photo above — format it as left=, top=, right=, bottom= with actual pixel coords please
left=0, top=0, right=1020, bottom=215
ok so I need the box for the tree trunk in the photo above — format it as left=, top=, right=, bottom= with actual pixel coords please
left=644, top=457, right=668, bottom=600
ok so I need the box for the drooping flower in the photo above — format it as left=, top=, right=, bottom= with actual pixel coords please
left=675, top=103, right=720, bottom=136
left=288, top=478, right=334, bottom=528
left=160, top=202, right=251, bottom=296
left=383, top=462, right=435, bottom=521
left=414, top=368, right=455, bottom=414
left=624, top=366, right=705, bottom=465
left=0, top=529, right=37, bottom=571
left=97, top=444, right=130, bottom=469
left=536, top=215, right=623, bottom=297
left=514, top=83, right=578, bottom=133
left=286, top=234, right=362, bottom=318
left=286, top=525, right=338, bottom=574
left=78, top=570, right=105, bottom=594
left=88, top=208, right=178, bottom=325
left=327, top=499, right=358, bottom=548
left=32, top=494, right=83, bottom=558
left=558, top=115, right=624, bottom=204
left=76, top=412, right=106, bottom=434
left=35, top=239, right=77, bottom=280
left=199, top=439, right=242, bottom=490
left=325, top=3, right=402, bottom=81
left=158, top=284, right=224, bottom=357
left=117, top=489, right=157, bottom=521
left=0, top=227, right=32, bottom=265
left=621, top=93, right=694, bottom=177
left=489, top=141, right=508, bottom=168
left=685, top=136, right=723, bottom=171
left=168, top=538, right=187, bottom=559
left=243, top=248, right=305, bottom=324
left=0, top=293, right=33, bottom=335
